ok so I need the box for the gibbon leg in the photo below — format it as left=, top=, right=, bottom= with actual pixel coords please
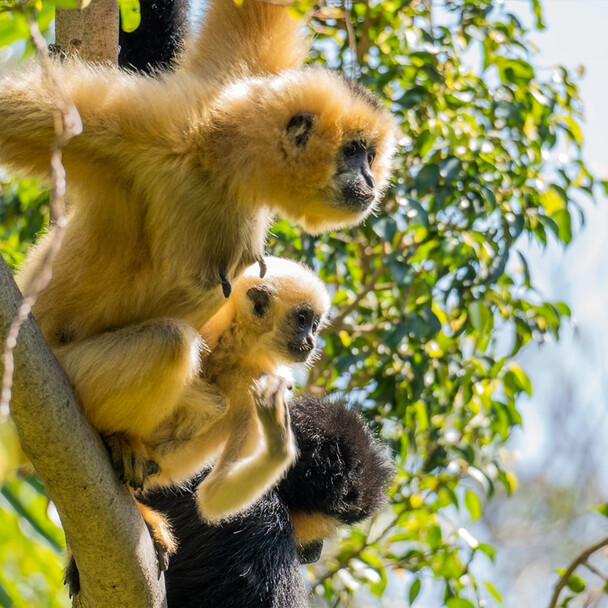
left=195, top=375, right=297, bottom=522
left=144, top=377, right=231, bottom=486
left=54, top=318, right=204, bottom=439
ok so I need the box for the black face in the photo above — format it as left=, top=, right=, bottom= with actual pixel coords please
left=286, top=306, right=321, bottom=362
left=339, top=140, right=376, bottom=210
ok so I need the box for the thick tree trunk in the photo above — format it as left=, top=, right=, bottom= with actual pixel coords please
left=55, top=0, right=119, bottom=63
left=0, top=258, right=167, bottom=608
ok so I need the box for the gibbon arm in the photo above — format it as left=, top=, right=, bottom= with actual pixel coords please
left=180, top=0, right=309, bottom=79
left=195, top=376, right=297, bottom=522
left=0, top=64, right=190, bottom=182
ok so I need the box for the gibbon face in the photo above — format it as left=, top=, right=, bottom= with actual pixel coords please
left=230, top=257, right=331, bottom=367
left=207, top=68, right=397, bottom=234
left=246, top=285, right=324, bottom=364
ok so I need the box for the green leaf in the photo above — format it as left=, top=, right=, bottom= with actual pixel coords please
left=566, top=574, right=585, bottom=594
left=118, top=0, right=141, bottom=32
left=415, top=164, right=440, bottom=193
left=592, top=503, right=608, bottom=518
left=478, top=543, right=496, bottom=561
left=468, top=301, right=491, bottom=332
left=485, top=581, right=503, bottom=603
left=409, top=578, right=421, bottom=604
left=550, top=209, right=572, bottom=244
left=504, top=364, right=532, bottom=396
left=464, top=489, right=482, bottom=521
left=446, top=598, right=475, bottom=608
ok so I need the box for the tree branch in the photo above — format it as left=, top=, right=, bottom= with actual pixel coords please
left=548, top=535, right=608, bottom=608
left=1, top=1, right=166, bottom=605
left=0, top=258, right=167, bottom=608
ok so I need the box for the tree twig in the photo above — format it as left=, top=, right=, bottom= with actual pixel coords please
left=343, top=0, right=357, bottom=79
left=548, top=535, right=608, bottom=608
left=0, top=8, right=81, bottom=423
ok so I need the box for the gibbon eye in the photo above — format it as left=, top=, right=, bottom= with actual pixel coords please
left=311, top=319, right=319, bottom=333
left=367, top=149, right=376, bottom=166
left=344, top=141, right=362, bottom=158
left=297, top=311, right=308, bottom=328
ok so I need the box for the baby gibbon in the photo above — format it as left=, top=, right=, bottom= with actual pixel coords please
left=0, top=0, right=396, bottom=491
left=140, top=257, right=330, bottom=523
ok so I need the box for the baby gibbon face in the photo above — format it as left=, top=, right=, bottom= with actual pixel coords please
left=209, top=68, right=397, bottom=235
left=247, top=286, right=324, bottom=364
left=233, top=257, right=331, bottom=366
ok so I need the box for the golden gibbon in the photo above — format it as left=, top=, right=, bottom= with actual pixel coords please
left=0, top=0, right=395, bottom=495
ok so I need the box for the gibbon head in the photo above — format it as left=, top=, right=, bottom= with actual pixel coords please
left=209, top=68, right=398, bottom=234
left=231, top=257, right=331, bottom=368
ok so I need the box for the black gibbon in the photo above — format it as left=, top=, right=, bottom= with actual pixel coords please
left=118, top=0, right=189, bottom=73
left=144, top=393, right=394, bottom=608
left=140, top=257, right=331, bottom=523
left=0, top=0, right=396, bottom=493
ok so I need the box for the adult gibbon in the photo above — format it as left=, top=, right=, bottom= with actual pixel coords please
left=145, top=394, right=394, bottom=608
left=0, top=0, right=395, bottom=493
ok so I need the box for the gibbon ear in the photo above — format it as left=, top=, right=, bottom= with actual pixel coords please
left=246, top=285, right=273, bottom=317
left=286, top=113, right=314, bottom=147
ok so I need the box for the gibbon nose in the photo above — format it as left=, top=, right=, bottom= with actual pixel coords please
left=362, top=166, right=375, bottom=190
left=305, top=334, right=315, bottom=350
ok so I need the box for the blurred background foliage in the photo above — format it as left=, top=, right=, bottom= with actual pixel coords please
left=0, top=0, right=603, bottom=607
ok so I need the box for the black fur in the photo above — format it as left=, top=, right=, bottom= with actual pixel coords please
left=144, top=395, right=393, bottom=608
left=148, top=486, right=306, bottom=608
left=118, top=0, right=189, bottom=73
left=279, top=394, right=393, bottom=524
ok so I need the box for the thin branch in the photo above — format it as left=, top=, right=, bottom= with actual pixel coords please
left=0, top=8, right=82, bottom=422
left=583, top=560, right=608, bottom=584
left=331, top=255, right=389, bottom=327
left=343, top=0, right=357, bottom=79
left=548, top=536, right=608, bottom=608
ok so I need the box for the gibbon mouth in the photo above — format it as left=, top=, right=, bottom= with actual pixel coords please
left=287, top=342, right=314, bottom=362
left=340, top=185, right=376, bottom=210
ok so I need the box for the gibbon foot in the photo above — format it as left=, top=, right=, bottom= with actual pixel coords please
left=219, top=268, right=232, bottom=298
left=137, top=501, right=177, bottom=574
left=64, top=554, right=80, bottom=598
left=149, top=528, right=171, bottom=574
left=252, top=375, right=294, bottom=456
left=104, top=434, right=159, bottom=490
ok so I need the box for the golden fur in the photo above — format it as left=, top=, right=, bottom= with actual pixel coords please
left=0, top=0, right=395, bottom=511
left=143, top=257, right=330, bottom=522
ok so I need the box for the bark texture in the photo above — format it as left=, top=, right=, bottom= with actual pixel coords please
left=55, top=0, right=120, bottom=63
left=0, top=258, right=167, bottom=608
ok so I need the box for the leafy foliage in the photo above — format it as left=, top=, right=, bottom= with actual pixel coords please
left=270, top=0, right=590, bottom=605
left=0, top=0, right=596, bottom=607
